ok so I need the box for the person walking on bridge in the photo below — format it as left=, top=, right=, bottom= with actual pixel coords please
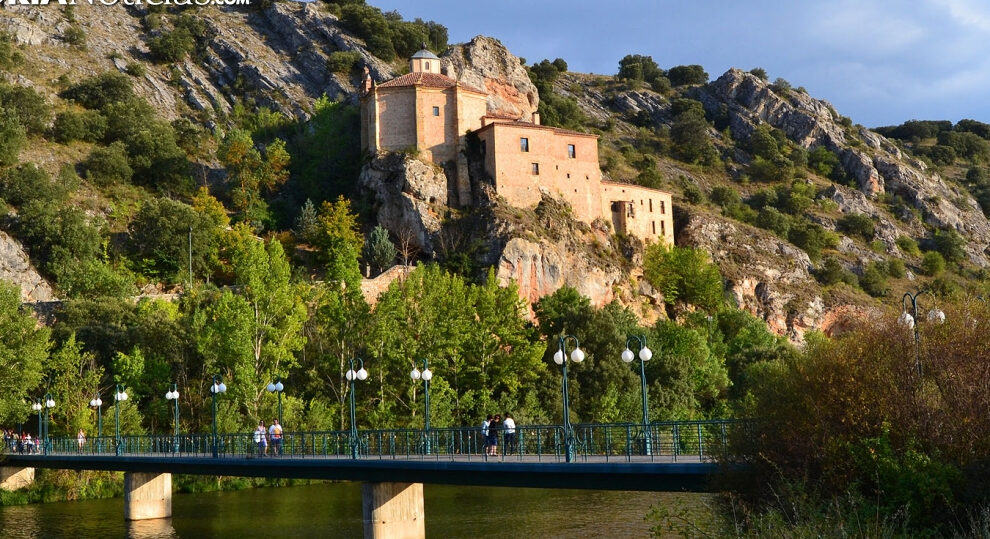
left=502, top=413, right=516, bottom=455
left=269, top=419, right=283, bottom=456
left=481, top=415, right=491, bottom=455
left=254, top=421, right=268, bottom=457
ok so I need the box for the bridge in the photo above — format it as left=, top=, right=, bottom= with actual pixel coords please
left=0, top=420, right=736, bottom=538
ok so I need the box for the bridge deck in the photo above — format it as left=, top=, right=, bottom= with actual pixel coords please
left=2, top=452, right=721, bottom=492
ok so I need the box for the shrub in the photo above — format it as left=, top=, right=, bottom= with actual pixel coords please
left=770, top=77, right=791, bottom=94
left=0, top=31, right=24, bottom=70
left=808, top=146, right=840, bottom=178
left=933, top=228, right=967, bottom=264
left=859, top=262, right=889, bottom=297
left=0, top=84, right=50, bottom=135
left=789, top=220, right=830, bottom=261
left=51, top=110, right=106, bottom=143
left=84, top=142, right=133, bottom=186
left=643, top=244, right=724, bottom=311
left=667, top=64, right=708, bottom=86
left=885, top=258, right=906, bottom=278
left=124, top=62, right=147, bottom=77
left=339, top=4, right=396, bottom=60
left=60, top=73, right=134, bottom=110
left=816, top=257, right=858, bottom=287
left=0, top=109, right=25, bottom=167
left=62, top=25, right=86, bottom=48
left=682, top=185, right=704, bottom=204
left=148, top=28, right=195, bottom=63
left=896, top=235, right=921, bottom=256
left=838, top=213, right=875, bottom=241
left=921, top=251, right=946, bottom=276
left=710, top=186, right=741, bottom=207
left=756, top=207, right=790, bottom=238
left=326, top=51, right=362, bottom=73
left=749, top=67, right=768, bottom=81
left=0, top=163, right=69, bottom=206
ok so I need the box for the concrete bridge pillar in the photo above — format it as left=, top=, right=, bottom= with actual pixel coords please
left=124, top=472, right=172, bottom=520
left=362, top=482, right=425, bottom=539
left=0, top=466, right=34, bottom=490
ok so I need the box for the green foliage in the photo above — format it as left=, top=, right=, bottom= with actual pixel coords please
left=859, top=262, right=889, bottom=297
left=937, top=130, right=990, bottom=162
left=921, top=250, right=946, bottom=276
left=528, top=59, right=586, bottom=130
left=616, top=54, right=663, bottom=85
left=0, top=280, right=50, bottom=425
left=127, top=197, right=222, bottom=281
left=749, top=67, right=768, bottom=80
left=124, top=62, right=147, bottom=77
left=62, top=25, right=86, bottom=48
left=218, top=129, right=290, bottom=230
left=748, top=155, right=793, bottom=182
left=289, top=97, right=362, bottom=203
left=338, top=4, right=445, bottom=60
left=0, top=31, right=24, bottom=70
left=0, top=107, right=25, bottom=166
left=917, top=144, right=957, bottom=166
left=362, top=225, right=397, bottom=274
left=0, top=163, right=70, bottom=206
left=60, top=72, right=134, bottom=110
left=326, top=51, right=362, bottom=73
left=682, top=184, right=704, bottom=204
left=933, top=228, right=966, bottom=264
left=885, top=258, right=906, bottom=278
left=83, top=141, right=132, bottom=186
left=294, top=198, right=320, bottom=243
left=666, top=64, right=708, bottom=87
left=816, top=257, right=858, bottom=287
left=770, top=77, right=791, bottom=94
left=788, top=220, right=832, bottom=261
left=837, top=212, right=875, bottom=241
left=314, top=196, right=364, bottom=290
left=0, top=84, right=50, bottom=135
left=670, top=99, right=717, bottom=165
left=643, top=244, right=723, bottom=312
left=756, top=207, right=790, bottom=238
left=52, top=109, right=107, bottom=143
left=875, top=119, right=951, bottom=141
left=710, top=185, right=741, bottom=207
left=896, top=235, right=921, bottom=256
left=808, top=146, right=840, bottom=178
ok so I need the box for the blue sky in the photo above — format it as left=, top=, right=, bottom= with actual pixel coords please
left=371, top=0, right=990, bottom=128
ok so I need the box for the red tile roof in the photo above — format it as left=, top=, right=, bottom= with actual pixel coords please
left=377, top=72, right=485, bottom=94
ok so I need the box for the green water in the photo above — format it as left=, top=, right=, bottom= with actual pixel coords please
left=0, top=482, right=712, bottom=538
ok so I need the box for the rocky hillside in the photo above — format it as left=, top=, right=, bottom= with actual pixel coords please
left=1, top=1, right=988, bottom=342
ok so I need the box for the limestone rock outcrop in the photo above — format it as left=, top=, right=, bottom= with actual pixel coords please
left=441, top=36, right=539, bottom=121
left=359, top=153, right=448, bottom=257
left=0, top=231, right=55, bottom=303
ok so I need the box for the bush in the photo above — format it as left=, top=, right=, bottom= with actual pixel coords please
left=933, top=228, right=967, bottom=264
left=710, top=186, right=741, bottom=207
left=667, top=64, right=708, bottom=86
left=816, top=257, right=858, bottom=287
left=756, top=207, right=790, bottom=238
left=84, top=142, right=133, bottom=186
left=896, top=235, right=921, bottom=256
left=808, top=146, right=840, bottom=178
left=148, top=28, right=195, bottom=63
left=124, top=62, right=147, bottom=77
left=921, top=251, right=946, bottom=276
left=838, top=213, right=875, bottom=241
left=51, top=110, right=106, bottom=143
left=789, top=220, right=830, bottom=261
left=62, top=25, right=86, bottom=48
left=0, top=163, right=69, bottom=206
left=0, top=109, right=25, bottom=167
left=643, top=244, right=724, bottom=311
left=0, top=84, right=50, bottom=135
left=885, top=258, right=906, bottom=278
left=0, top=32, right=24, bottom=70
left=682, top=185, right=704, bottom=204
left=326, top=51, right=362, bottom=73
left=60, top=73, right=134, bottom=110
left=859, top=262, right=889, bottom=297
left=339, top=4, right=397, bottom=60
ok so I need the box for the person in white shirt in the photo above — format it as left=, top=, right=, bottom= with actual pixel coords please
left=502, top=413, right=517, bottom=455
left=254, top=421, right=268, bottom=457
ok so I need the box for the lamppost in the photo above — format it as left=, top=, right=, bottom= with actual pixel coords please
left=266, top=377, right=285, bottom=426
left=553, top=335, right=585, bottom=463
left=114, top=385, right=128, bottom=456
left=410, top=359, right=433, bottom=455
left=89, top=393, right=103, bottom=452
left=210, top=375, right=227, bottom=458
left=900, top=291, right=945, bottom=376
left=346, top=358, right=368, bottom=459
left=31, top=399, right=41, bottom=454
left=39, top=393, right=55, bottom=455
left=165, top=384, right=179, bottom=454
left=621, top=335, right=653, bottom=456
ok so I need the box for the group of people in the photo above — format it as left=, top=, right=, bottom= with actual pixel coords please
left=3, top=429, right=38, bottom=454
left=252, top=419, right=284, bottom=457
left=481, top=413, right=516, bottom=456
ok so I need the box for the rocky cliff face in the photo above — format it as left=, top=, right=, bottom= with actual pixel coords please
left=0, top=231, right=55, bottom=303
left=441, top=36, right=539, bottom=121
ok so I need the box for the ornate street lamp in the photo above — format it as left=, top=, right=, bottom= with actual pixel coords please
left=40, top=393, right=55, bottom=455
left=346, top=358, right=368, bottom=459
left=114, top=385, right=128, bottom=456
left=89, top=393, right=103, bottom=453
left=621, top=335, right=654, bottom=456
left=210, top=375, right=227, bottom=458
left=266, top=377, right=285, bottom=427
left=410, top=359, right=433, bottom=455
left=31, top=399, right=42, bottom=454
left=553, top=335, right=585, bottom=463
left=165, top=384, right=180, bottom=454
left=900, top=291, right=945, bottom=376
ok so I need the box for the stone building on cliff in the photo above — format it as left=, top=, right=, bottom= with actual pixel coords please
left=361, top=48, right=674, bottom=245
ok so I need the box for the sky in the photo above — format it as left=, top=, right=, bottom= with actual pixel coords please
left=370, top=0, right=990, bottom=128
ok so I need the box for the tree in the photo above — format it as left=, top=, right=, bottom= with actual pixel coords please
left=670, top=99, right=716, bottom=164
left=667, top=65, right=708, bottom=86
left=315, top=196, right=364, bottom=291
left=84, top=141, right=133, bottom=186
left=127, top=197, right=222, bottom=282
left=617, top=54, right=663, bottom=84
left=0, top=281, right=50, bottom=426
left=362, top=225, right=397, bottom=275
left=643, top=244, right=724, bottom=312
left=0, top=107, right=25, bottom=166
left=218, top=129, right=290, bottom=230
left=933, top=228, right=966, bottom=265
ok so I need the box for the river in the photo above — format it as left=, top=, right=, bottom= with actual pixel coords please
left=0, top=482, right=713, bottom=538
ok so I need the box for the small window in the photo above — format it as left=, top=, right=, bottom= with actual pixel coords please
left=566, top=173, right=570, bottom=178
left=652, top=221, right=656, bottom=235
left=660, top=201, right=666, bottom=214
left=532, top=163, right=540, bottom=175
left=432, top=106, right=440, bottom=116
left=480, top=141, right=486, bottom=155
left=425, top=61, right=431, bottom=71
left=520, top=138, right=529, bottom=152
left=649, top=199, right=653, bottom=212
left=661, top=221, right=666, bottom=236
left=567, top=144, right=576, bottom=159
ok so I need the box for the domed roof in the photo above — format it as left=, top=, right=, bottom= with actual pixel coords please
left=410, top=47, right=440, bottom=60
